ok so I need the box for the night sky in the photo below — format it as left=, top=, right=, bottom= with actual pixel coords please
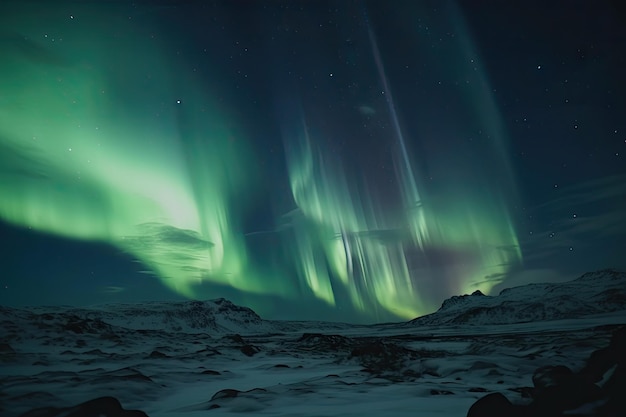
left=1, top=1, right=624, bottom=323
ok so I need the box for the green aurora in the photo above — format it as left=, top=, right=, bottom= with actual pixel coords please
left=0, top=3, right=521, bottom=322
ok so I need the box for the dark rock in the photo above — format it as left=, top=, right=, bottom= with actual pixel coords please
left=597, top=328, right=626, bottom=416
left=100, top=332, right=122, bottom=342
left=466, top=393, right=523, bottom=417
left=240, top=344, right=260, bottom=356
left=296, top=333, right=352, bottom=351
left=532, top=365, right=573, bottom=389
left=468, top=327, right=626, bottom=417
left=105, top=368, right=153, bottom=383
left=0, top=343, right=15, bottom=353
left=246, top=388, right=267, bottom=394
left=349, top=340, right=417, bottom=372
left=210, top=389, right=241, bottom=401
left=148, top=350, right=169, bottom=358
left=581, top=326, right=626, bottom=383
left=209, top=387, right=267, bottom=402
left=602, top=366, right=626, bottom=415
left=430, top=389, right=454, bottom=395
left=531, top=365, right=603, bottom=413
left=201, top=369, right=221, bottom=375
left=223, top=334, right=245, bottom=344
left=63, top=315, right=112, bottom=334
left=195, top=347, right=222, bottom=356
left=469, top=361, right=498, bottom=370
left=18, top=396, right=148, bottom=417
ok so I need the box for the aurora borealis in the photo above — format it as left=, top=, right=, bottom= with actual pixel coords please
left=1, top=1, right=625, bottom=323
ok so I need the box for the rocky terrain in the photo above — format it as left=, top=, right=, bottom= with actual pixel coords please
left=1, top=269, right=624, bottom=416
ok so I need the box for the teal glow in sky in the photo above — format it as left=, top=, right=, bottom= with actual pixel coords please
left=2, top=1, right=624, bottom=323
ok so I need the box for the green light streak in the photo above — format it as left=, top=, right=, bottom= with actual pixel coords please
left=277, top=6, right=523, bottom=319
left=0, top=3, right=522, bottom=322
left=281, top=118, right=521, bottom=318
left=0, top=6, right=276, bottom=303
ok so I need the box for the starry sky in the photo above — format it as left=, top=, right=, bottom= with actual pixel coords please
left=0, top=0, right=624, bottom=323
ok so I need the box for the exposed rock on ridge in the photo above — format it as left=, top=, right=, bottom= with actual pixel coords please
left=411, top=269, right=626, bottom=326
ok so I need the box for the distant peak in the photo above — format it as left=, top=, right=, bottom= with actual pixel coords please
left=410, top=267, right=626, bottom=326
left=577, top=269, right=624, bottom=281
left=439, top=289, right=487, bottom=311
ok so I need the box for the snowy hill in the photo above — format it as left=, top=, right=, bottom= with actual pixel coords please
left=3, top=269, right=624, bottom=336
left=84, top=298, right=270, bottom=334
left=1, top=298, right=272, bottom=335
left=410, top=269, right=626, bottom=325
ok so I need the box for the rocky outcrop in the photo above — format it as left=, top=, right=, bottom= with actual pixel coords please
left=466, top=326, right=626, bottom=416
left=18, top=396, right=148, bottom=417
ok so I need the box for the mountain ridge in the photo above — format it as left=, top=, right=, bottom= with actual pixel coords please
left=2, top=269, right=624, bottom=333
left=409, top=268, right=626, bottom=326
left=0, top=297, right=270, bottom=335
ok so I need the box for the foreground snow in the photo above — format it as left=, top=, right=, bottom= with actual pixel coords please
left=1, top=311, right=624, bottom=415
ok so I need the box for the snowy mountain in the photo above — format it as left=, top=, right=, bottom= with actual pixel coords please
left=410, top=269, right=626, bottom=326
left=1, top=297, right=272, bottom=336
left=83, top=298, right=270, bottom=334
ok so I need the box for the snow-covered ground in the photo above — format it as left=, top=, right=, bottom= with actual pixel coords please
left=1, top=270, right=625, bottom=416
